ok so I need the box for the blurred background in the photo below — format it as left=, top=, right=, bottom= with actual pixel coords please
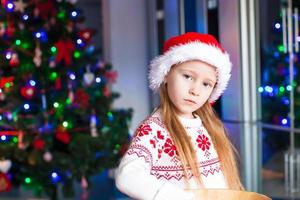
left=0, top=0, right=300, bottom=199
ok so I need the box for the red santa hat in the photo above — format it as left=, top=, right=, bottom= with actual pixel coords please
left=149, top=32, right=232, bottom=103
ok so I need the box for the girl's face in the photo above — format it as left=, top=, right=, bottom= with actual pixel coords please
left=165, top=60, right=217, bottom=118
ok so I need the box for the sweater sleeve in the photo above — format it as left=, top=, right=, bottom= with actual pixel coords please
left=115, top=122, right=196, bottom=200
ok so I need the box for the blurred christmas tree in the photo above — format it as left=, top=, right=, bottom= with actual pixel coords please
left=0, top=0, right=132, bottom=199
left=259, top=4, right=300, bottom=158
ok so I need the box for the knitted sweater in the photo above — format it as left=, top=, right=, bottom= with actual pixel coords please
left=115, top=110, right=227, bottom=200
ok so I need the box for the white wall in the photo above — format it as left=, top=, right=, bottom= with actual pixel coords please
left=102, top=0, right=150, bottom=132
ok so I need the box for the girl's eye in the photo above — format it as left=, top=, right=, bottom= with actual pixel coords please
left=203, top=82, right=213, bottom=87
left=183, top=74, right=193, bottom=80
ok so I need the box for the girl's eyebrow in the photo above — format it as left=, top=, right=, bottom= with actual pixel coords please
left=179, top=68, right=216, bottom=83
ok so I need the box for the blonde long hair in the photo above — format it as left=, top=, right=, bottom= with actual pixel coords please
left=159, top=84, right=244, bottom=190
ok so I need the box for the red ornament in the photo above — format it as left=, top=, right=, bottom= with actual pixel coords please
left=20, top=86, right=36, bottom=99
left=54, top=77, right=62, bottom=90
left=55, top=127, right=71, bottom=144
left=78, top=29, right=95, bottom=43
left=104, top=71, right=118, bottom=84
left=0, top=76, right=14, bottom=89
left=6, top=20, right=15, bottom=38
left=0, top=173, right=11, bottom=192
left=119, top=143, right=129, bottom=156
left=103, top=86, right=110, bottom=98
left=9, top=53, right=19, bottom=67
left=33, top=138, right=45, bottom=150
left=55, top=39, right=75, bottom=66
left=35, top=0, right=56, bottom=20
left=74, top=89, right=89, bottom=109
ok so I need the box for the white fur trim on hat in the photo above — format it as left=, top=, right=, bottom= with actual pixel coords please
left=148, top=42, right=232, bottom=103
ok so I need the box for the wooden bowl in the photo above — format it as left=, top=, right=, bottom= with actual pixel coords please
left=187, top=189, right=271, bottom=200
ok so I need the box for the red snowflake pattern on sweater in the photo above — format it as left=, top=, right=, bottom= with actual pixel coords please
left=196, top=134, right=211, bottom=151
left=163, top=138, right=178, bottom=157
left=136, top=124, right=152, bottom=137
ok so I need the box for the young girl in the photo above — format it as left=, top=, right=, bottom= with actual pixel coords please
left=115, top=32, right=243, bottom=199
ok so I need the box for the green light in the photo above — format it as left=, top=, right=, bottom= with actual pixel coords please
left=115, top=144, right=121, bottom=150
left=50, top=72, right=58, bottom=81
left=53, top=102, right=59, bottom=108
left=63, top=121, right=69, bottom=128
left=279, top=86, right=285, bottom=92
left=4, top=82, right=10, bottom=88
left=21, top=42, right=29, bottom=49
left=15, top=39, right=21, bottom=45
left=13, top=137, right=18, bottom=143
left=51, top=46, right=57, bottom=53
left=74, top=51, right=81, bottom=58
left=107, top=112, right=113, bottom=117
left=66, top=98, right=71, bottom=105
left=278, top=45, right=285, bottom=52
left=293, top=82, right=297, bottom=87
left=57, top=11, right=65, bottom=19
left=25, top=177, right=31, bottom=184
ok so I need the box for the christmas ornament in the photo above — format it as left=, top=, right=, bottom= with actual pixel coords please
left=68, top=83, right=74, bottom=103
left=33, top=44, right=42, bottom=67
left=55, top=39, right=75, bottom=66
left=83, top=66, right=94, bottom=85
left=14, top=0, right=27, bottom=13
left=80, top=176, right=88, bottom=189
left=103, top=86, right=111, bottom=97
left=66, top=21, right=74, bottom=33
left=90, top=110, right=98, bottom=137
left=55, top=127, right=71, bottom=144
left=0, top=173, right=11, bottom=192
left=9, top=52, right=19, bottom=67
left=18, top=131, right=26, bottom=150
left=43, top=151, right=52, bottom=162
left=6, top=20, right=15, bottom=37
left=74, top=89, right=89, bottom=109
left=0, top=22, right=5, bottom=37
left=0, top=160, right=11, bottom=173
left=78, top=29, right=95, bottom=43
left=0, top=91, right=5, bottom=101
left=55, top=77, right=62, bottom=90
left=104, top=71, right=118, bottom=84
left=33, top=138, right=45, bottom=150
left=28, top=152, right=37, bottom=165
left=35, top=0, right=56, bottom=20
left=20, top=86, right=36, bottom=99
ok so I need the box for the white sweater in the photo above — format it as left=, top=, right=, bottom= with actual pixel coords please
left=115, top=110, right=227, bottom=200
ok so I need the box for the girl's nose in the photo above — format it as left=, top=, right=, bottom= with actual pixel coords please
left=189, top=87, right=200, bottom=96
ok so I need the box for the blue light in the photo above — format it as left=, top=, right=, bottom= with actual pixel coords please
left=35, top=32, right=41, bottom=38
left=0, top=115, right=2, bottom=120
left=264, top=86, right=273, bottom=93
left=258, top=87, right=264, bottom=93
left=69, top=73, right=76, bottom=80
left=1, top=135, right=7, bottom=141
left=50, top=172, right=61, bottom=183
left=273, top=52, right=280, bottom=58
left=76, top=39, right=83, bottom=45
left=281, top=118, right=288, bottom=125
left=6, top=52, right=12, bottom=60
left=51, top=172, right=58, bottom=178
left=71, top=11, right=78, bottom=17
left=95, top=77, right=101, bottom=83
left=6, top=3, right=14, bottom=11
left=29, top=80, right=36, bottom=86
left=275, top=23, right=281, bottom=29
left=286, top=85, right=292, bottom=91
left=23, top=14, right=29, bottom=21
left=24, top=104, right=30, bottom=110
